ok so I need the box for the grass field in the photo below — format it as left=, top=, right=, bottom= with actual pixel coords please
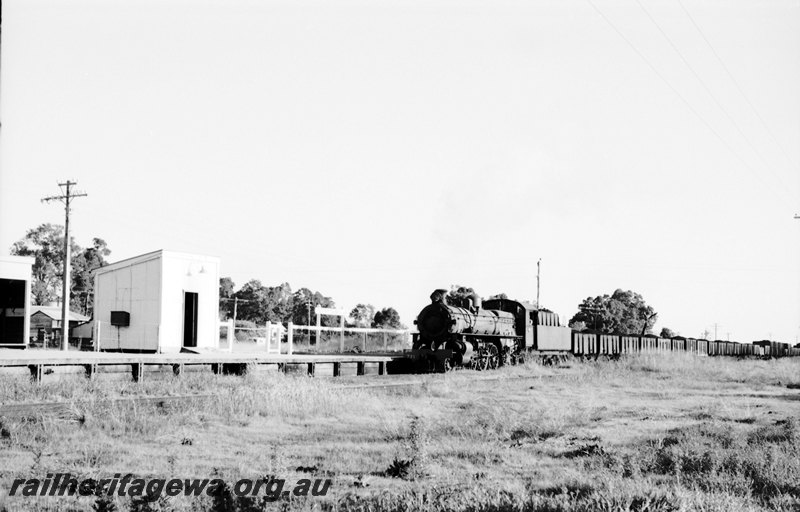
left=1, top=354, right=799, bottom=511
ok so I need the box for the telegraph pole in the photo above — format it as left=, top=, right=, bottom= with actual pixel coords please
left=220, top=297, right=253, bottom=324
left=42, top=181, right=87, bottom=351
left=536, top=258, right=541, bottom=309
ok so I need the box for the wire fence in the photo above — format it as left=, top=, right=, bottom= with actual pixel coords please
left=288, top=324, right=411, bottom=354
left=216, top=322, right=412, bottom=354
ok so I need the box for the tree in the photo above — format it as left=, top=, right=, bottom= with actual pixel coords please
left=263, top=282, right=293, bottom=323
left=349, top=304, right=375, bottom=328
left=569, top=289, right=657, bottom=335
left=10, top=224, right=108, bottom=315
left=230, top=280, right=270, bottom=323
left=70, top=238, right=111, bottom=315
left=569, top=320, right=587, bottom=332
left=659, top=327, right=676, bottom=338
left=372, top=307, right=405, bottom=329
left=219, top=277, right=236, bottom=318
left=219, top=277, right=235, bottom=300
left=290, top=288, right=337, bottom=326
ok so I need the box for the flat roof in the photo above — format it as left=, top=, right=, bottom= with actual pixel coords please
left=94, top=249, right=220, bottom=276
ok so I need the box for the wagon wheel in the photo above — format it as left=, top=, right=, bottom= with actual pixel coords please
left=487, top=345, right=500, bottom=370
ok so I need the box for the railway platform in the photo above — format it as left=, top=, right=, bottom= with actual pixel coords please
left=0, top=349, right=407, bottom=382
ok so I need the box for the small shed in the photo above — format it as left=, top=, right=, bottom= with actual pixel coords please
left=29, top=305, right=90, bottom=340
left=0, top=256, right=34, bottom=347
left=93, top=250, right=220, bottom=353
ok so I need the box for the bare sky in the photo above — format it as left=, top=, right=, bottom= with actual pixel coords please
left=1, top=0, right=798, bottom=342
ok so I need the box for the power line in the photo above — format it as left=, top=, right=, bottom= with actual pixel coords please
left=41, top=180, right=87, bottom=351
left=635, top=0, right=793, bottom=196
left=584, top=0, right=791, bottom=208
left=676, top=0, right=800, bottom=173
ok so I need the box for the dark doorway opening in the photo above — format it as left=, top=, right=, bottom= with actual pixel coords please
left=183, top=292, right=198, bottom=348
left=0, top=278, right=26, bottom=345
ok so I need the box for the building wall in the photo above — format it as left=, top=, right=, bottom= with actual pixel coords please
left=160, top=253, right=220, bottom=352
left=93, top=250, right=219, bottom=353
left=30, top=311, right=54, bottom=336
left=95, top=255, right=162, bottom=351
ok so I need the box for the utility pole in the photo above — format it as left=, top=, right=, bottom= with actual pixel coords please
left=714, top=323, right=718, bottom=341
left=536, top=258, right=541, bottom=309
left=220, top=297, right=253, bottom=325
left=42, top=181, right=87, bottom=351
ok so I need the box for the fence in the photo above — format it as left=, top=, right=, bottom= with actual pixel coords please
left=219, top=320, right=283, bottom=354
left=286, top=322, right=410, bottom=354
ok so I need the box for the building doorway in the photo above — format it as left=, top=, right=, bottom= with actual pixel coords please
left=183, top=292, right=198, bottom=348
left=0, top=278, right=26, bottom=345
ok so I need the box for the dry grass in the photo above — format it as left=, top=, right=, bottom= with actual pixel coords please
left=1, top=355, right=800, bottom=511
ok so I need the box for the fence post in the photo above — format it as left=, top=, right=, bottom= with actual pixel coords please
left=227, top=319, right=234, bottom=352
left=287, top=322, right=294, bottom=355
left=363, top=332, right=367, bottom=352
left=383, top=331, right=387, bottom=351
left=339, top=316, right=345, bottom=353
left=94, top=321, right=101, bottom=352
left=315, top=313, right=321, bottom=345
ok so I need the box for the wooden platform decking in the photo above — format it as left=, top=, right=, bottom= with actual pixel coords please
left=0, top=349, right=404, bottom=382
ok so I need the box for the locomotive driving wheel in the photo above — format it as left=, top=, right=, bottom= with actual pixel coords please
left=487, top=344, right=499, bottom=370
left=475, top=348, right=489, bottom=371
left=441, top=357, right=453, bottom=373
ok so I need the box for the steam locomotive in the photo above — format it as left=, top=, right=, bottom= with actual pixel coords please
left=411, top=289, right=571, bottom=371
left=411, top=289, right=800, bottom=372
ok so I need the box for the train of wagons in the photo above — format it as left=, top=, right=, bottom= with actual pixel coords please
left=411, top=290, right=799, bottom=371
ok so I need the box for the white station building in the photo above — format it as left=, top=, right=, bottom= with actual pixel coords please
left=93, top=250, right=220, bottom=353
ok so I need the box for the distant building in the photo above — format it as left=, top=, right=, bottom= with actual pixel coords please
left=93, top=250, right=220, bottom=353
left=29, top=305, right=90, bottom=340
left=0, top=256, right=34, bottom=347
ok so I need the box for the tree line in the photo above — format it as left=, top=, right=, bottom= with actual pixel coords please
left=219, top=278, right=405, bottom=329
left=10, top=223, right=110, bottom=316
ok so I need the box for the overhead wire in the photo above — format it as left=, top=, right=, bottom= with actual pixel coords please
left=635, top=0, right=793, bottom=197
left=584, top=0, right=794, bottom=209
left=676, top=0, right=799, bottom=173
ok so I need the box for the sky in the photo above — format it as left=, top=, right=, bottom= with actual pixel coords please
left=1, top=0, right=798, bottom=342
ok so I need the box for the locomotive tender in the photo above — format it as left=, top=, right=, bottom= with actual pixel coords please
left=411, top=289, right=800, bottom=371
